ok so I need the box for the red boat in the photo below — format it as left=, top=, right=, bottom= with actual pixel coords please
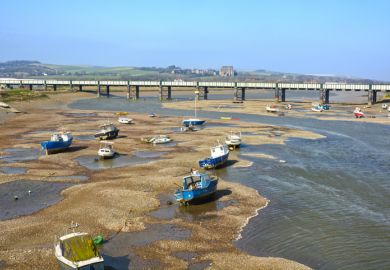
left=354, top=108, right=364, bottom=118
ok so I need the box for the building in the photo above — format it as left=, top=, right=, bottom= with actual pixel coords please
left=219, top=66, right=234, bottom=77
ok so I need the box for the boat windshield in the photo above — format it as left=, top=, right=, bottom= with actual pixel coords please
left=184, top=175, right=202, bottom=189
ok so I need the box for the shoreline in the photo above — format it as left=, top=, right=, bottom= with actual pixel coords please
left=0, top=92, right=314, bottom=269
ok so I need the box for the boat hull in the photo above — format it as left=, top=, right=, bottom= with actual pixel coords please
left=182, top=119, right=206, bottom=127
left=41, top=138, right=73, bottom=154
left=94, top=130, right=119, bottom=140
left=199, top=152, right=229, bottom=169
left=354, top=112, right=364, bottom=118
left=175, top=179, right=218, bottom=204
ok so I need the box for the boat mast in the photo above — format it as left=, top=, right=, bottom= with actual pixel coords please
left=194, top=90, right=199, bottom=118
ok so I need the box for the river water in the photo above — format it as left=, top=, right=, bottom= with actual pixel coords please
left=69, top=93, right=390, bottom=270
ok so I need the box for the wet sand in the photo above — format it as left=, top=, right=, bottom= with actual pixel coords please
left=0, top=92, right=315, bottom=269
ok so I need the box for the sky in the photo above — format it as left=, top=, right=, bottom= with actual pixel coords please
left=1, top=0, right=389, bottom=80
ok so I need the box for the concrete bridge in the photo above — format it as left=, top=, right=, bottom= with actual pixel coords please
left=1, top=79, right=390, bottom=105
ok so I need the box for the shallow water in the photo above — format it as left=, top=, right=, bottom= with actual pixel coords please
left=0, top=180, right=73, bottom=220
left=0, top=147, right=40, bottom=163
left=0, top=166, right=27, bottom=174
left=103, top=224, right=190, bottom=269
left=69, top=94, right=390, bottom=269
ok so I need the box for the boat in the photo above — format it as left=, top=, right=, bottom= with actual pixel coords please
left=94, top=122, right=119, bottom=140
left=388, top=106, right=390, bottom=112
left=41, top=131, right=73, bottom=155
left=180, top=124, right=199, bottom=132
left=97, top=141, right=115, bottom=159
left=116, top=111, right=128, bottom=116
left=225, top=131, right=242, bottom=149
left=199, top=143, right=229, bottom=169
left=266, top=105, right=279, bottom=113
left=311, top=106, right=323, bottom=112
left=220, top=116, right=232, bottom=120
left=118, top=117, right=133, bottom=124
left=148, top=113, right=157, bottom=118
left=320, top=104, right=331, bottom=110
left=142, top=135, right=171, bottom=144
left=182, top=91, right=206, bottom=127
left=381, top=104, right=388, bottom=109
left=354, top=107, right=364, bottom=118
left=152, top=135, right=172, bottom=144
left=174, top=170, right=218, bottom=205
left=285, top=104, right=292, bottom=110
left=54, top=224, right=104, bottom=270
left=0, top=101, right=10, bottom=108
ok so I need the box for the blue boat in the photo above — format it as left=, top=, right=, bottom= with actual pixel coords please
left=182, top=91, right=206, bottom=127
left=319, top=104, right=331, bottom=110
left=174, top=171, right=218, bottom=205
left=182, top=118, right=206, bottom=127
left=41, top=132, right=73, bottom=154
left=199, top=143, right=229, bottom=169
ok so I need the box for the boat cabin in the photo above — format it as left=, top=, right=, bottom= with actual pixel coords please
left=210, top=144, right=228, bottom=158
left=51, top=133, right=63, bottom=142
left=183, top=172, right=210, bottom=190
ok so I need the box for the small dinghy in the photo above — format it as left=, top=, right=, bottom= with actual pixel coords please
left=381, top=104, right=388, bottom=109
left=97, top=141, right=115, bottom=159
left=142, top=135, right=172, bottom=144
left=148, top=113, right=157, bottom=118
left=41, top=131, right=73, bottom=155
left=354, top=107, right=365, bottom=118
left=199, top=143, right=229, bottom=169
left=174, top=170, right=218, bottom=205
left=225, top=131, right=242, bottom=150
left=94, top=122, right=119, bottom=140
left=182, top=90, right=206, bottom=127
left=311, top=106, right=323, bottom=112
left=266, top=105, right=279, bottom=113
left=285, top=104, right=292, bottom=110
left=118, top=117, right=133, bottom=124
left=54, top=223, right=104, bottom=270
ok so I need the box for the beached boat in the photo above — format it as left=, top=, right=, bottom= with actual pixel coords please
left=225, top=131, right=242, bottom=149
left=0, top=101, right=10, bottom=108
left=54, top=230, right=104, bottom=270
left=118, top=117, right=133, bottom=124
left=116, top=111, right=128, bottom=116
left=182, top=91, right=206, bottom=127
left=266, top=105, right=279, bottom=113
left=97, top=141, right=115, bottom=159
left=311, top=106, right=323, bottom=112
left=381, top=104, right=388, bottom=109
left=41, top=131, right=73, bottom=155
left=285, top=104, right=292, bottom=110
left=94, top=122, right=119, bottom=140
left=199, top=143, right=229, bottom=169
left=152, top=135, right=172, bottom=144
left=174, top=170, right=218, bottom=205
left=354, top=107, right=364, bottom=118
left=320, top=104, right=331, bottom=110
left=148, top=113, right=157, bottom=118
left=180, top=124, right=199, bottom=132
left=388, top=106, right=390, bottom=112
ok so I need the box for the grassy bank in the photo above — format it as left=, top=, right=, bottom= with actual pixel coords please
left=0, top=89, right=68, bottom=102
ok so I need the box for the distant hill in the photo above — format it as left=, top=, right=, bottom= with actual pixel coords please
left=0, top=60, right=383, bottom=84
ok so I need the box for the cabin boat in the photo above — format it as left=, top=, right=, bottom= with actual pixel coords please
left=142, top=135, right=171, bottom=144
left=354, top=107, right=364, bottom=118
left=97, top=141, right=115, bottom=159
left=182, top=91, right=206, bottom=127
left=41, top=131, right=73, bottom=155
left=174, top=170, right=218, bottom=205
left=94, top=122, right=119, bottom=140
left=55, top=231, right=104, bottom=270
left=266, top=105, right=279, bottom=113
left=118, top=117, right=133, bottom=124
left=225, top=131, right=242, bottom=149
left=199, top=143, right=229, bottom=169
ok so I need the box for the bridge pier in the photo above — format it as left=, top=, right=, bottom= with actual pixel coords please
left=106, top=86, right=110, bottom=97
left=53, top=85, right=57, bottom=91
left=234, top=87, right=245, bottom=102
left=44, top=81, right=47, bottom=91
left=280, top=89, right=286, bottom=102
left=274, top=88, right=280, bottom=102
left=97, top=82, right=101, bottom=97
left=320, top=89, right=330, bottom=104
left=29, top=84, right=33, bottom=91
left=79, top=85, right=82, bottom=91
left=159, top=86, right=172, bottom=100
left=368, top=90, right=377, bottom=105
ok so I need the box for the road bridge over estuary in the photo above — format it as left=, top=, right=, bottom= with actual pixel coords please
left=1, top=79, right=390, bottom=105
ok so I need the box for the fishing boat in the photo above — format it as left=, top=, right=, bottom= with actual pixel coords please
left=94, top=122, right=119, bottom=140
left=266, top=105, right=279, bottom=113
left=199, top=143, right=229, bottom=169
left=182, top=91, right=206, bottom=127
left=225, top=131, right=242, bottom=149
left=354, top=107, right=364, bottom=118
left=97, top=141, right=115, bottom=159
left=118, top=117, right=133, bottom=124
left=41, top=131, right=73, bottom=155
left=152, top=135, right=172, bottom=144
left=54, top=224, right=104, bottom=270
left=174, top=170, right=218, bottom=205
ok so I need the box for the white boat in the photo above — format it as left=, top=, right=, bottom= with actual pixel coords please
left=381, top=103, right=388, bottom=109
left=285, top=104, right=292, bottom=110
left=152, top=136, right=172, bottom=144
left=225, top=131, right=242, bottom=149
left=118, top=117, right=133, bottom=124
left=0, top=101, right=10, bottom=108
left=388, top=106, right=390, bottom=112
left=354, top=107, right=364, bottom=118
left=54, top=226, right=104, bottom=270
left=266, top=105, right=279, bottom=113
left=97, top=141, right=115, bottom=159
left=311, top=106, right=323, bottom=112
